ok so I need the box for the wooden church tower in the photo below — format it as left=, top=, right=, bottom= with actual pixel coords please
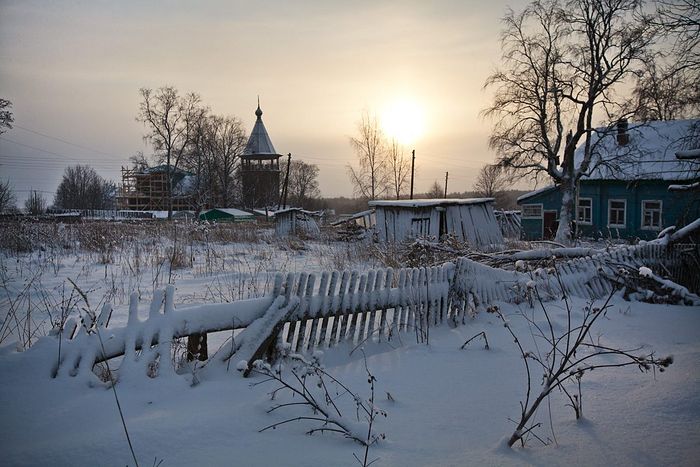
left=241, top=100, right=282, bottom=208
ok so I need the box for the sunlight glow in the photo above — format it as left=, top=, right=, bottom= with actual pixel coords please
left=381, top=99, right=425, bottom=145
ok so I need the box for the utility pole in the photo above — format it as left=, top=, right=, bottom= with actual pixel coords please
left=410, top=149, right=415, bottom=200
left=444, top=171, right=449, bottom=198
left=280, top=153, right=291, bottom=209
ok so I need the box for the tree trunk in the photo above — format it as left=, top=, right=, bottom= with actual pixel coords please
left=555, top=177, right=575, bottom=244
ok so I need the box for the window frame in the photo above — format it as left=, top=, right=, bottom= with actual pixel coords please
left=640, top=200, right=663, bottom=230
left=607, top=199, right=627, bottom=228
left=576, top=197, right=593, bottom=225
left=521, top=204, right=543, bottom=219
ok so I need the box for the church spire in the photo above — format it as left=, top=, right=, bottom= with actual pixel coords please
left=244, top=97, right=277, bottom=155
left=255, top=95, right=262, bottom=118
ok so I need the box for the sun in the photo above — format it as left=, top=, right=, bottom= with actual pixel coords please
left=381, top=99, right=425, bottom=146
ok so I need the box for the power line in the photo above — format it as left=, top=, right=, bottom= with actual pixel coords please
left=0, top=136, right=86, bottom=159
left=13, top=124, right=123, bottom=159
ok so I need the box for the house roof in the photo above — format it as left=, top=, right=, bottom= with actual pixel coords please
left=243, top=103, right=279, bottom=157
left=576, top=119, right=699, bottom=181
left=203, top=208, right=254, bottom=218
left=516, top=185, right=557, bottom=203
left=368, top=198, right=495, bottom=208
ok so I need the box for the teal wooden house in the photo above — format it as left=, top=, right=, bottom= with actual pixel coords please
left=517, top=119, right=700, bottom=241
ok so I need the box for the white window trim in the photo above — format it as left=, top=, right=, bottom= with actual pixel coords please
left=640, top=200, right=663, bottom=231
left=577, top=197, right=593, bottom=225
left=522, top=203, right=543, bottom=219
left=608, top=199, right=626, bottom=228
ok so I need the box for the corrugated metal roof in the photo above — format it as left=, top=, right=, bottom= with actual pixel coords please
left=243, top=104, right=279, bottom=156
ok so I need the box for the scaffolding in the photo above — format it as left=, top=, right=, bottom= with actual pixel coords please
left=117, top=166, right=194, bottom=211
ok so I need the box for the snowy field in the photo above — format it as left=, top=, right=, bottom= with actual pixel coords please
left=1, top=222, right=699, bottom=466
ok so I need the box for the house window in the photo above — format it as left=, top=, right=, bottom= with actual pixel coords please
left=410, top=218, right=431, bottom=237
left=608, top=199, right=626, bottom=228
left=577, top=198, right=592, bottom=224
left=641, top=200, right=662, bottom=230
left=522, top=204, right=543, bottom=218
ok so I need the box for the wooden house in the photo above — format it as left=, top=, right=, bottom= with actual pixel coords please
left=368, top=198, right=504, bottom=250
left=517, top=119, right=700, bottom=240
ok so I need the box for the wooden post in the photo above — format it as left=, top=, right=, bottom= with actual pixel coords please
left=281, top=153, right=292, bottom=209
left=410, top=149, right=415, bottom=200
left=444, top=172, right=449, bottom=197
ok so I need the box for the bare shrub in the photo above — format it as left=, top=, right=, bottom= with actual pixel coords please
left=251, top=350, right=386, bottom=465
left=495, top=275, right=673, bottom=448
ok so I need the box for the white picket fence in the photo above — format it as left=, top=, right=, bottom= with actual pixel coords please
left=49, top=241, right=696, bottom=383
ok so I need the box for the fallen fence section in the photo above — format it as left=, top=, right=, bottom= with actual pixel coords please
left=47, top=240, right=698, bottom=383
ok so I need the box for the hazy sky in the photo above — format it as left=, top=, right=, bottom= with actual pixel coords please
left=0, top=0, right=529, bottom=204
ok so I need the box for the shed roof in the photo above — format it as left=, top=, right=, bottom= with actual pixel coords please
left=274, top=207, right=322, bottom=216
left=202, top=208, right=254, bottom=218
left=576, top=119, right=699, bottom=181
left=369, top=198, right=495, bottom=208
left=243, top=103, right=279, bottom=157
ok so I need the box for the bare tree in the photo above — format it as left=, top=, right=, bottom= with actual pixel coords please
left=128, top=151, right=149, bottom=171
left=137, top=86, right=205, bottom=219
left=634, top=0, right=700, bottom=120
left=0, top=99, right=13, bottom=135
left=484, top=0, right=656, bottom=243
left=24, top=190, right=46, bottom=215
left=281, top=160, right=321, bottom=207
left=387, top=139, right=411, bottom=199
left=473, top=164, right=506, bottom=198
left=211, top=115, right=247, bottom=207
left=426, top=180, right=444, bottom=198
left=54, top=165, right=115, bottom=210
left=347, top=111, right=389, bottom=200
left=0, top=180, right=16, bottom=212
left=185, top=113, right=247, bottom=210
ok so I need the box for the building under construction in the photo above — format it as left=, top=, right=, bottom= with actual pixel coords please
left=117, top=165, right=195, bottom=211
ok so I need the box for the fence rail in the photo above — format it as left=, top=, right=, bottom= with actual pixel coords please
left=48, top=240, right=699, bottom=383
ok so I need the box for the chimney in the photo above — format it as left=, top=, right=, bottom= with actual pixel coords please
left=617, top=119, right=629, bottom=146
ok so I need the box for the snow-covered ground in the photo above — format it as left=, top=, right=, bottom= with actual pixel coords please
left=1, top=229, right=699, bottom=466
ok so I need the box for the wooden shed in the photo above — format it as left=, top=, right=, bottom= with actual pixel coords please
left=368, top=198, right=504, bottom=250
left=275, top=208, right=321, bottom=238
left=199, top=208, right=255, bottom=223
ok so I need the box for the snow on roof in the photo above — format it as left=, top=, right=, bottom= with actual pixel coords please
left=369, top=198, right=495, bottom=208
left=274, top=207, right=322, bottom=216
left=172, top=175, right=197, bottom=195
left=517, top=185, right=557, bottom=203
left=205, top=208, right=254, bottom=217
left=576, top=119, right=699, bottom=181
left=243, top=104, right=279, bottom=156
left=370, top=198, right=496, bottom=208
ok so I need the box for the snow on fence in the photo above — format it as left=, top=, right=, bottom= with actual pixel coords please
left=48, top=240, right=697, bottom=383
left=51, top=263, right=455, bottom=381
